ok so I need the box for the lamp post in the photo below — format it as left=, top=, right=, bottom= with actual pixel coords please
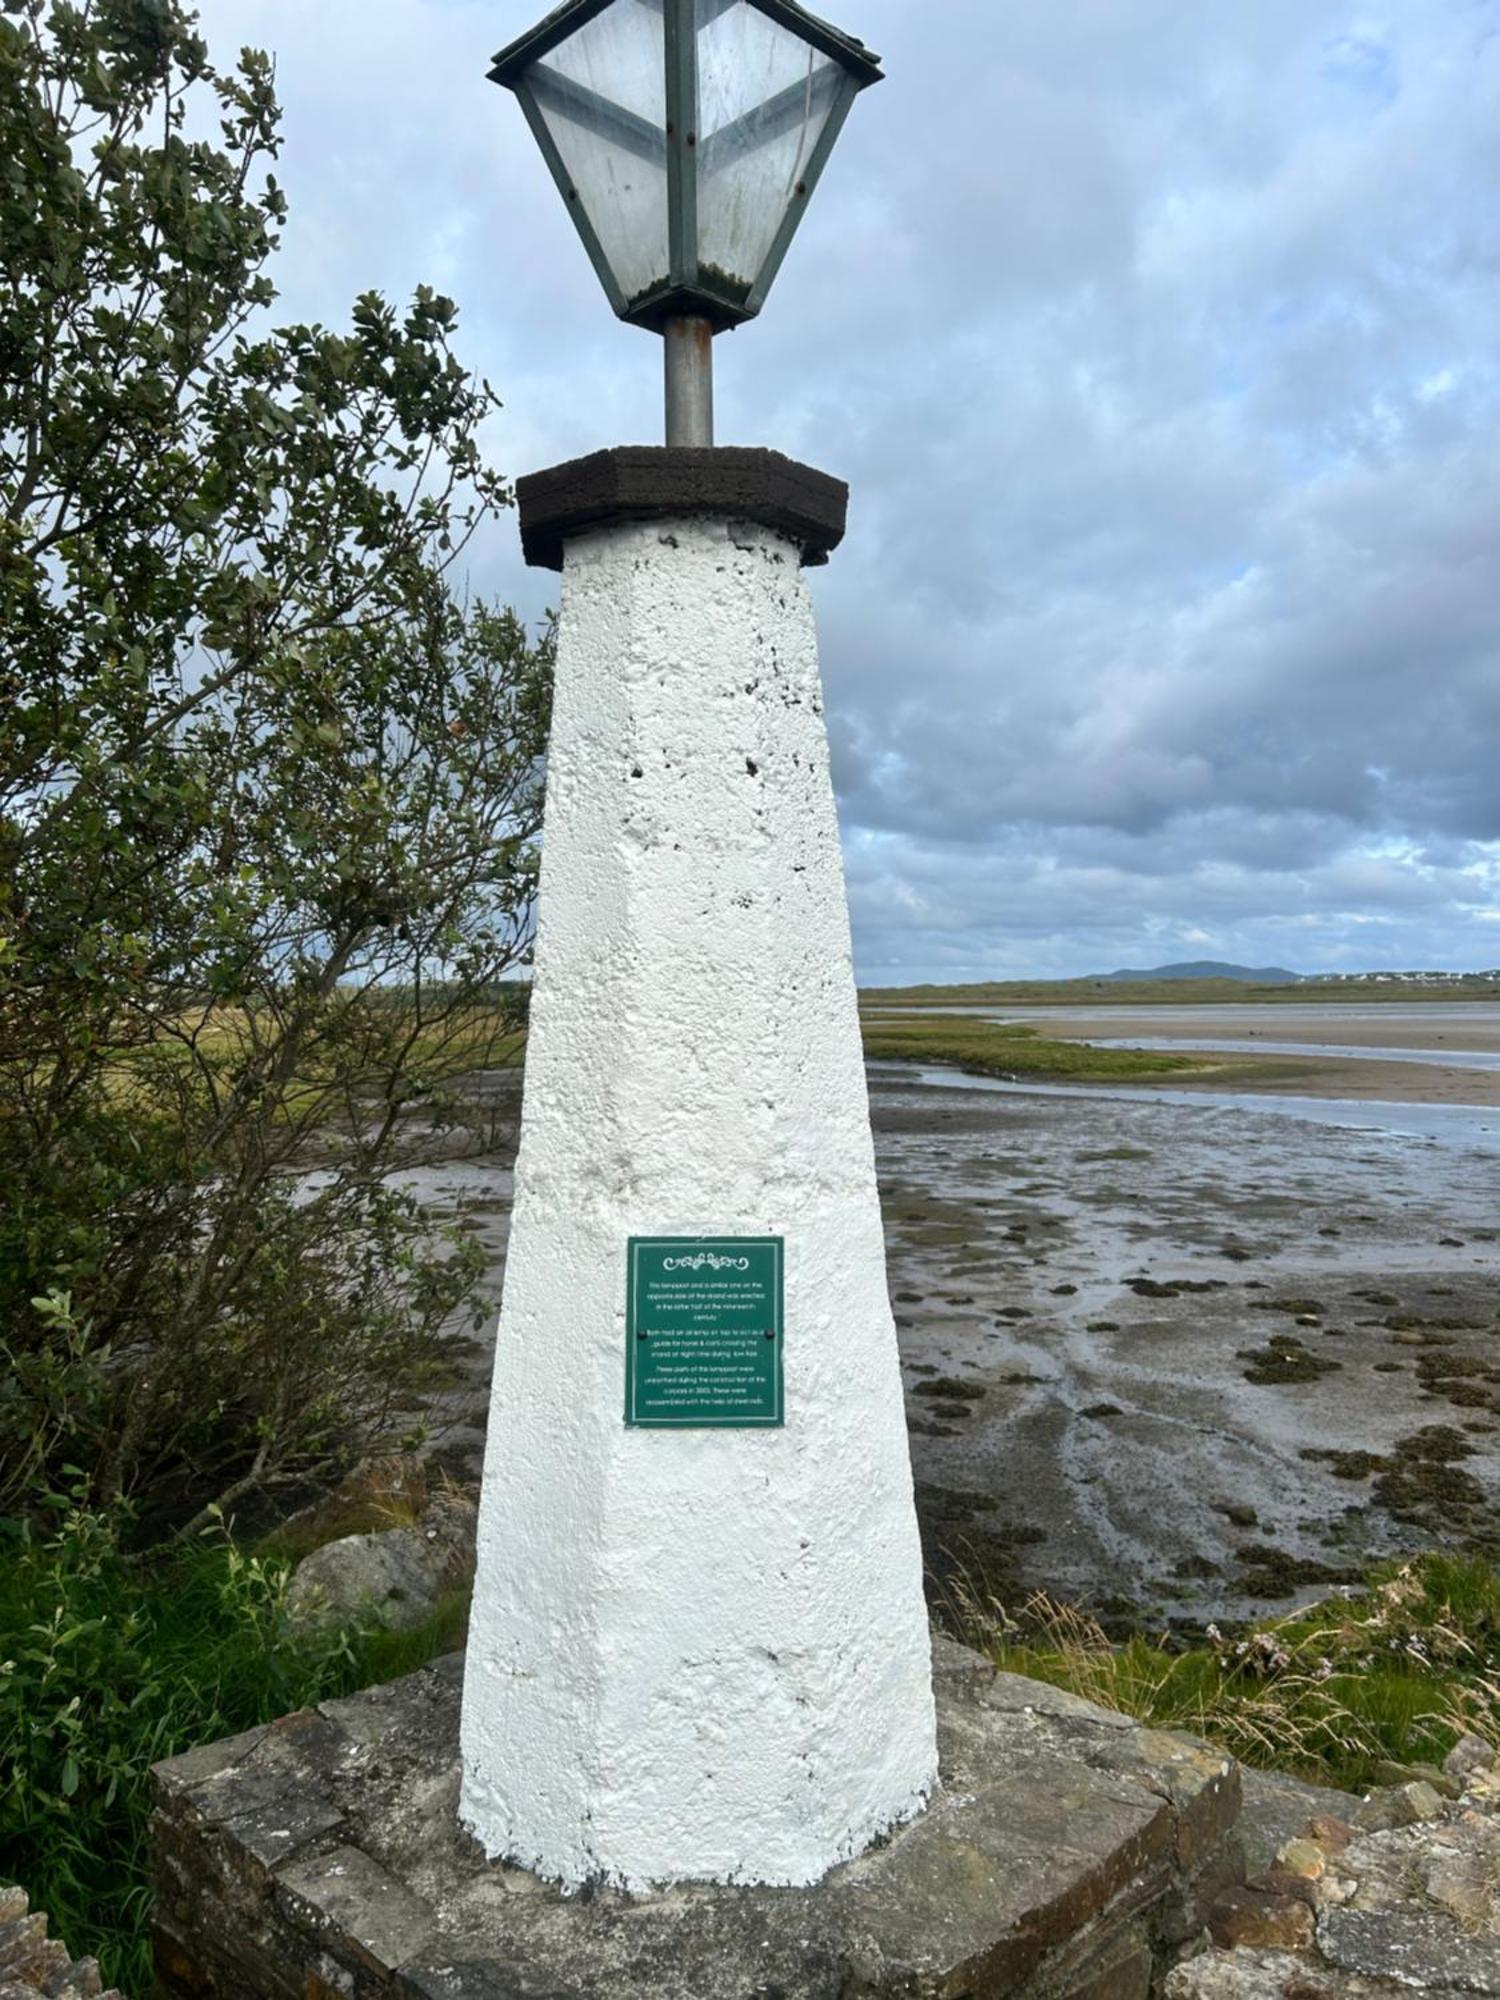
left=461, top=0, right=937, bottom=1893
left=488, top=0, right=883, bottom=444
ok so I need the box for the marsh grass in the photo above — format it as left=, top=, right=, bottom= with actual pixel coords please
left=97, top=1000, right=527, bottom=1123
left=860, top=1011, right=1208, bottom=1082
left=951, top=1555, right=1500, bottom=1792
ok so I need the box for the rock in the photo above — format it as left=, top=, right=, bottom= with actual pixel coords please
left=285, top=1528, right=448, bottom=1633
left=151, top=1654, right=1246, bottom=2000
left=1208, top=1885, right=1317, bottom=1951
left=0, top=1886, right=122, bottom=1999
left=1330, top=1804, right=1500, bottom=1933
left=1316, top=1872, right=1359, bottom=1908
left=1169, top=1936, right=1490, bottom=1996
left=0, top=1913, right=70, bottom=1993
left=929, top=1632, right=995, bottom=1692
left=983, top=1669, right=1137, bottom=1729
left=1163, top=1950, right=1332, bottom=1997
left=1421, top=1844, right=1499, bottom=1928
left=1252, top=1865, right=1320, bottom=1909
left=1445, top=1735, right=1497, bottom=1788
left=1319, top=1904, right=1500, bottom=1992
left=1276, top=1838, right=1328, bottom=1880
left=1351, top=1781, right=1446, bottom=1832
left=1193, top=1749, right=1500, bottom=1989
left=1373, top=1760, right=1460, bottom=1801
left=1306, top=1814, right=1355, bottom=1855
left=286, top=1488, right=477, bottom=1635
left=1237, top=1769, right=1361, bottom=1876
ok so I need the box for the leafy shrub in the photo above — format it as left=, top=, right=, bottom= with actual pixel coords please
left=0, top=0, right=551, bottom=1532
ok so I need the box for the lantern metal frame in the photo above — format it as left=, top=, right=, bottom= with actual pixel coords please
left=489, top=0, right=883, bottom=335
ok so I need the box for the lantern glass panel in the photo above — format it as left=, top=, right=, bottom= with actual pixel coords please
left=693, top=0, right=844, bottom=305
left=528, top=1, right=669, bottom=307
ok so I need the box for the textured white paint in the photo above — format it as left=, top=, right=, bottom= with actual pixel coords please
left=459, top=513, right=937, bottom=1890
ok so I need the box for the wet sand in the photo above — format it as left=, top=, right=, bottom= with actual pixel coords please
left=1155, top=1054, right=1499, bottom=1107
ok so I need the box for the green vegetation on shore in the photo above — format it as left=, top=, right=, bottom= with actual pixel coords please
left=0, top=1495, right=466, bottom=1993
left=861, top=1012, right=1208, bottom=1082
left=10, top=1493, right=1495, bottom=1994
left=957, top=1554, right=1500, bottom=1794
left=864, top=975, right=1500, bottom=1008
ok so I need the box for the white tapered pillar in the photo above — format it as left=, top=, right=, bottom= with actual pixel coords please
left=460, top=455, right=936, bottom=1891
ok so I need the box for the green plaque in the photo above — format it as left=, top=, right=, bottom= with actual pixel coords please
left=626, top=1237, right=785, bottom=1430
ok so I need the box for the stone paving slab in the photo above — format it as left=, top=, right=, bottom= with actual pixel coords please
left=150, top=1638, right=1243, bottom=1999
left=1165, top=1952, right=1484, bottom=1999
left=1319, top=1906, right=1500, bottom=1992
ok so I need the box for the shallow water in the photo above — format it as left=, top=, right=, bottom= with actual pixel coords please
left=885, top=1063, right=1500, bottom=1156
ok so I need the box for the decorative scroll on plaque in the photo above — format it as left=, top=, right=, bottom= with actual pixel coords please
left=625, top=1238, right=784, bottom=1430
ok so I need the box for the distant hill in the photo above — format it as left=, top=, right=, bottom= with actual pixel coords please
left=1098, top=961, right=1302, bottom=985
left=861, top=968, right=1500, bottom=1008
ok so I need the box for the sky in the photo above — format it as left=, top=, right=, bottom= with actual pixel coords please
left=199, top=0, right=1500, bottom=983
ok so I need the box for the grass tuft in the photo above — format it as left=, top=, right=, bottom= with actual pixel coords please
left=951, top=1554, right=1500, bottom=1793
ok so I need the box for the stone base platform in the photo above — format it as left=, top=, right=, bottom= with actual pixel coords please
left=149, top=1639, right=1243, bottom=2000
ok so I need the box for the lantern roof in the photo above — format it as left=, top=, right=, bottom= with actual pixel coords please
left=489, top=0, right=883, bottom=95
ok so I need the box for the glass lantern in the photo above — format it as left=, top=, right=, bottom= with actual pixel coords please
left=489, top=0, right=883, bottom=333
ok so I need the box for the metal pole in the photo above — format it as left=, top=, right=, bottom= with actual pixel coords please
left=664, top=315, right=715, bottom=447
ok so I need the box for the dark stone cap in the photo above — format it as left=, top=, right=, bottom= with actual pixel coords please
left=516, top=446, right=849, bottom=572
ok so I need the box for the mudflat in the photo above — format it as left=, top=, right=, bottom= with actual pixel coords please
left=418, top=1031, right=1499, bottom=1634
left=871, top=1067, right=1499, bottom=1630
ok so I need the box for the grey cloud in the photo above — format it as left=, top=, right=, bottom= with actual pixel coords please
left=200, top=0, right=1500, bottom=976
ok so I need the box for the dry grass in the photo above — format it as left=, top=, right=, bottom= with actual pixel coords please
left=949, top=1557, right=1500, bottom=1792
